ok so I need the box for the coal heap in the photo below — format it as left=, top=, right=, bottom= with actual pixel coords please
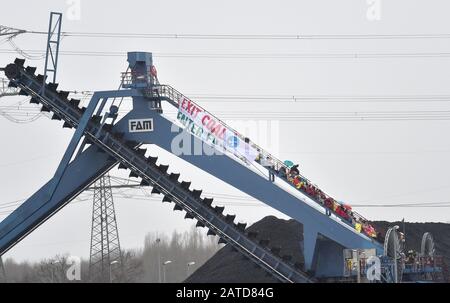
left=186, top=216, right=303, bottom=283
left=186, top=216, right=450, bottom=283
left=371, top=221, right=450, bottom=265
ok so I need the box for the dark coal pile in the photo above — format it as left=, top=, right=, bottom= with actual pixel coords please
left=371, top=221, right=450, bottom=266
left=185, top=216, right=303, bottom=283
left=186, top=216, right=450, bottom=283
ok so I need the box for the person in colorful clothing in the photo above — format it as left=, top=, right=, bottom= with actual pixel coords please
left=278, top=159, right=378, bottom=237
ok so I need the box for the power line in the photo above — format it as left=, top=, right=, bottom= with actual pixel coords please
left=6, top=94, right=450, bottom=104
left=3, top=49, right=450, bottom=60
left=18, top=30, right=450, bottom=40
left=3, top=189, right=449, bottom=209
left=0, top=153, right=59, bottom=168
left=5, top=105, right=450, bottom=117
left=0, top=109, right=46, bottom=123
left=78, top=180, right=450, bottom=208
left=6, top=39, right=45, bottom=60
left=5, top=111, right=450, bottom=122
left=79, top=177, right=450, bottom=209
left=2, top=188, right=450, bottom=218
left=0, top=25, right=25, bottom=37
left=139, top=109, right=450, bottom=121
left=112, top=193, right=450, bottom=208
left=174, top=109, right=450, bottom=121
left=190, top=95, right=450, bottom=103
left=354, top=204, right=450, bottom=208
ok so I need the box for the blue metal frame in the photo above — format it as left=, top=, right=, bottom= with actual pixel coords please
left=1, top=52, right=386, bottom=279
left=42, top=12, right=62, bottom=92
left=0, top=88, right=142, bottom=256
left=116, top=106, right=384, bottom=277
left=46, top=94, right=103, bottom=200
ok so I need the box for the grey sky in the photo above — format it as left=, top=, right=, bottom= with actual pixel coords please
left=1, top=0, right=450, bottom=262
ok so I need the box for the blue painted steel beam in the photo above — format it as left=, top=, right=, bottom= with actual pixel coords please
left=0, top=50, right=382, bottom=278
left=0, top=145, right=117, bottom=256
left=115, top=106, right=384, bottom=277
left=0, top=95, right=381, bottom=277
left=46, top=93, right=103, bottom=200
left=0, top=90, right=142, bottom=256
left=42, top=12, right=62, bottom=94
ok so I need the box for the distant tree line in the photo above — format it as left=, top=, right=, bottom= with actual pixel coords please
left=0, top=225, right=221, bottom=283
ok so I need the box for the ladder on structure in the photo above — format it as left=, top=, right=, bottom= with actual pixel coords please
left=2, top=58, right=313, bottom=283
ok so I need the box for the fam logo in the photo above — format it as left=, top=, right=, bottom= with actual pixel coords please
left=129, top=119, right=154, bottom=133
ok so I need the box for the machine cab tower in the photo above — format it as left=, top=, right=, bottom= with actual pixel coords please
left=122, top=51, right=161, bottom=111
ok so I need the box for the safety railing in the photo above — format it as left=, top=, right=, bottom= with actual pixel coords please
left=8, top=63, right=313, bottom=283
left=120, top=72, right=132, bottom=86
left=113, top=72, right=378, bottom=239
left=403, top=255, right=444, bottom=274
left=150, top=84, right=376, bottom=235
left=120, top=69, right=152, bottom=88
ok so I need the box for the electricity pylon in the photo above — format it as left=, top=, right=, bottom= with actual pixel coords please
left=88, top=174, right=123, bottom=282
left=0, top=78, right=19, bottom=98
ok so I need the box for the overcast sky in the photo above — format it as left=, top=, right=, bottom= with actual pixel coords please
left=1, top=0, right=450, bottom=262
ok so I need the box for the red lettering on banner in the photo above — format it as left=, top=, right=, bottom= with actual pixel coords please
left=202, top=115, right=210, bottom=126
left=211, top=124, right=226, bottom=139
left=178, top=97, right=258, bottom=161
left=180, top=97, right=204, bottom=119
left=206, top=119, right=216, bottom=131
left=200, top=114, right=227, bottom=139
left=193, top=106, right=202, bottom=118
left=186, top=100, right=193, bottom=115
left=218, top=127, right=226, bottom=140
left=181, top=98, right=188, bottom=111
left=211, top=123, right=219, bottom=134
left=182, top=99, right=202, bottom=119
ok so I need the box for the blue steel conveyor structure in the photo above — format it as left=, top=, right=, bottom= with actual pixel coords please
left=0, top=52, right=442, bottom=282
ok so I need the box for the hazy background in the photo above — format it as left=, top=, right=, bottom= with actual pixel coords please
left=1, top=0, right=450, bottom=263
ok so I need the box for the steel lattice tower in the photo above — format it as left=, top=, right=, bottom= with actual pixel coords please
left=89, top=174, right=123, bottom=282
